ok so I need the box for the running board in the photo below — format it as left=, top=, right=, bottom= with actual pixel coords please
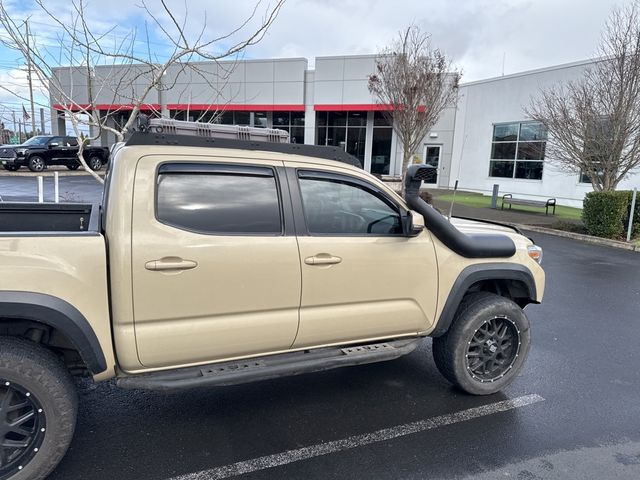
left=117, top=338, right=422, bottom=392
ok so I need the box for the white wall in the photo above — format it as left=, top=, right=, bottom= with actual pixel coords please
left=451, top=60, right=640, bottom=207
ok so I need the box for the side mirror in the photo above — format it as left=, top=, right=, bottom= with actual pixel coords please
left=402, top=211, right=423, bottom=237
left=48, top=142, right=59, bottom=148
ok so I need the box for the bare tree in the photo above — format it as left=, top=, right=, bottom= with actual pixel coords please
left=0, top=0, right=285, bottom=184
left=368, top=26, right=460, bottom=179
left=526, top=1, right=640, bottom=191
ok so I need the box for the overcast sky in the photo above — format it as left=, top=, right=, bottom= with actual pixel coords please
left=0, top=0, right=626, bottom=123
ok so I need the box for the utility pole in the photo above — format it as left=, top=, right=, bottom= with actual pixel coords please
left=18, top=120, right=22, bottom=143
left=12, top=110, right=16, bottom=139
left=40, top=108, right=45, bottom=134
left=25, top=20, right=36, bottom=133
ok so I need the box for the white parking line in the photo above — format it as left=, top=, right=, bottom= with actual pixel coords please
left=168, top=393, right=545, bottom=480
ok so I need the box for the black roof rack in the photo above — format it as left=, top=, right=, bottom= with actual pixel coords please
left=125, top=131, right=363, bottom=168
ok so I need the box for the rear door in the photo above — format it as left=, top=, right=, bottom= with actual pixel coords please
left=63, top=137, right=80, bottom=166
left=286, top=164, right=439, bottom=348
left=130, top=156, right=301, bottom=368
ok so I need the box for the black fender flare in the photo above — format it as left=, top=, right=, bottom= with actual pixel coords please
left=0, top=291, right=107, bottom=373
left=431, top=263, right=537, bottom=337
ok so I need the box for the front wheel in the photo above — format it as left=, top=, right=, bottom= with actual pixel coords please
left=66, top=163, right=79, bottom=171
left=432, top=292, right=531, bottom=395
left=27, top=156, right=45, bottom=173
left=0, top=337, right=77, bottom=480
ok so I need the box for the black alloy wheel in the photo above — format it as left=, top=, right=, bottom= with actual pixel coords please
left=465, top=316, right=521, bottom=383
left=0, top=337, right=77, bottom=480
left=432, top=292, right=531, bottom=395
left=0, top=380, right=46, bottom=479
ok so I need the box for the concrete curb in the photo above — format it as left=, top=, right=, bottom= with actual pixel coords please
left=514, top=223, right=640, bottom=252
left=0, top=169, right=105, bottom=178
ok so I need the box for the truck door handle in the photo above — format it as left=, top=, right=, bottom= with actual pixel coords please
left=145, top=257, right=198, bottom=271
left=304, top=254, right=342, bottom=266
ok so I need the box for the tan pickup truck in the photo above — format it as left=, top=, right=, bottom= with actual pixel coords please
left=0, top=122, right=544, bottom=480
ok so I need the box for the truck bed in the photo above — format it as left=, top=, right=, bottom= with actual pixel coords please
left=0, top=203, right=99, bottom=233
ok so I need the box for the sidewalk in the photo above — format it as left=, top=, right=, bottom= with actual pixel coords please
left=431, top=197, right=567, bottom=226
left=429, top=189, right=639, bottom=252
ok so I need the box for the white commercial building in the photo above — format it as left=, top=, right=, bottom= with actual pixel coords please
left=52, top=55, right=640, bottom=207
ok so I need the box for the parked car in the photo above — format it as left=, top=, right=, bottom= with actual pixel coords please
left=0, top=135, right=109, bottom=172
left=0, top=119, right=544, bottom=480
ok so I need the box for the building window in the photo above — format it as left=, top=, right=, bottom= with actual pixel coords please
left=172, top=110, right=268, bottom=128
left=371, top=112, right=392, bottom=175
left=273, top=111, right=305, bottom=143
left=254, top=112, right=268, bottom=128
left=489, top=121, right=546, bottom=180
left=316, top=111, right=366, bottom=167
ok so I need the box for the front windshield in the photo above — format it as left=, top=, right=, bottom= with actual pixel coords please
left=23, top=136, right=50, bottom=146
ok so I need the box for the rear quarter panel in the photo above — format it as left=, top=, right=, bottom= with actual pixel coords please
left=0, top=234, right=115, bottom=380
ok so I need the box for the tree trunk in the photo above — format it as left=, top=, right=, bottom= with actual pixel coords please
left=400, top=148, right=413, bottom=197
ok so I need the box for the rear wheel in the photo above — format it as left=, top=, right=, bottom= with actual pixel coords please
left=0, top=337, right=77, bottom=480
left=87, top=156, right=102, bottom=171
left=27, top=157, right=45, bottom=173
left=2, top=165, right=19, bottom=172
left=432, top=292, right=531, bottom=395
left=66, top=164, right=79, bottom=171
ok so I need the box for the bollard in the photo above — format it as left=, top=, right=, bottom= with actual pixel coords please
left=491, top=184, right=499, bottom=209
left=37, top=176, right=44, bottom=203
left=627, top=187, right=637, bottom=242
left=54, top=171, right=59, bottom=203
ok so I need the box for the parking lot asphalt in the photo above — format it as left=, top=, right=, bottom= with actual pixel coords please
left=1, top=175, right=639, bottom=479
left=0, top=174, right=103, bottom=203
left=35, top=230, right=637, bottom=480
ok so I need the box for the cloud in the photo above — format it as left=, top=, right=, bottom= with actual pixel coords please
left=0, top=0, right=623, bottom=89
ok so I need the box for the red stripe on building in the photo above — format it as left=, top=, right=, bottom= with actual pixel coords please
left=314, top=104, right=394, bottom=111
left=53, top=103, right=160, bottom=112
left=314, top=104, right=427, bottom=112
left=167, top=104, right=305, bottom=112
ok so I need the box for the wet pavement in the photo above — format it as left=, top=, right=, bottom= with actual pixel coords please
left=0, top=174, right=638, bottom=479
left=43, top=232, right=640, bottom=480
left=0, top=174, right=103, bottom=203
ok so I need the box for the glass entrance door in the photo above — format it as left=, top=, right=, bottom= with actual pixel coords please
left=423, top=145, right=441, bottom=184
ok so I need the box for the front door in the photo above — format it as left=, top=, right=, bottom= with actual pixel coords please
left=130, top=156, right=301, bottom=368
left=423, top=145, right=441, bottom=185
left=286, top=164, right=439, bottom=348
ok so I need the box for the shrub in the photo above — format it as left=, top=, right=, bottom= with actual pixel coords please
left=582, top=191, right=630, bottom=238
left=419, top=190, right=433, bottom=204
left=623, top=190, right=640, bottom=238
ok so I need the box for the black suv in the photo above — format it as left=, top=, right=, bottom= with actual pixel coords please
left=0, top=135, right=109, bottom=172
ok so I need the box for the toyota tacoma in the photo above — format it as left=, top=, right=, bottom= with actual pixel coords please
left=0, top=119, right=544, bottom=479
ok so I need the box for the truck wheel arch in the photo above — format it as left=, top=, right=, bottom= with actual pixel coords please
left=0, top=291, right=107, bottom=374
left=431, top=263, right=537, bottom=338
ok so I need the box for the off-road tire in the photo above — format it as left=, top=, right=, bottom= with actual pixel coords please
left=0, top=337, right=77, bottom=480
left=27, top=156, right=45, bottom=173
left=432, top=292, right=531, bottom=395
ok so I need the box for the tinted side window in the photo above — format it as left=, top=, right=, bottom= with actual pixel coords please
left=66, top=137, right=78, bottom=147
left=298, top=174, right=402, bottom=235
left=157, top=168, right=281, bottom=234
left=48, top=136, right=63, bottom=146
